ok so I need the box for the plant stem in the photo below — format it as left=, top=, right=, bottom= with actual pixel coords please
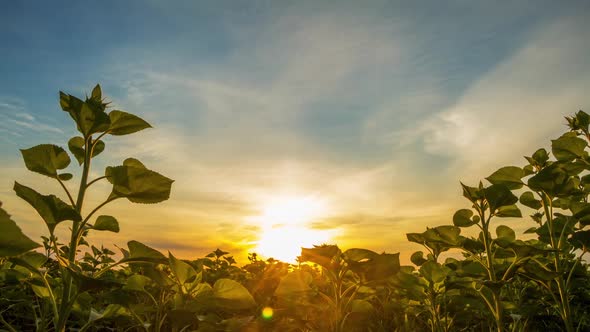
left=57, top=136, right=93, bottom=332
left=480, top=207, right=503, bottom=332
left=541, top=193, right=574, bottom=332
left=56, top=177, right=75, bottom=207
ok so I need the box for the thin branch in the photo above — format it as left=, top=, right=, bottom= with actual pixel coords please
left=76, top=197, right=118, bottom=240
left=86, top=176, right=108, bottom=188
left=56, top=177, right=76, bottom=207
left=0, top=313, right=18, bottom=332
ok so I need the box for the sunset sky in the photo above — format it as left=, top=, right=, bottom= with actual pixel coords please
left=1, top=1, right=590, bottom=263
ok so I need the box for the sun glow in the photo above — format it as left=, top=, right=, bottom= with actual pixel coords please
left=249, top=195, right=336, bottom=263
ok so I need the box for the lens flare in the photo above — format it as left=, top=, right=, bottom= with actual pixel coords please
left=261, top=306, right=273, bottom=320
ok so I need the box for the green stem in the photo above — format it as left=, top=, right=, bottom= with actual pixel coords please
left=86, top=175, right=108, bottom=188
left=75, top=197, right=117, bottom=243
left=480, top=206, right=503, bottom=332
left=541, top=193, right=574, bottom=332
left=0, top=314, right=18, bottom=332
left=57, top=136, right=93, bottom=332
left=56, top=177, right=75, bottom=207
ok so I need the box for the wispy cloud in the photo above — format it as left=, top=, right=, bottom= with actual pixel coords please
left=420, top=15, right=590, bottom=180
left=0, top=97, right=64, bottom=137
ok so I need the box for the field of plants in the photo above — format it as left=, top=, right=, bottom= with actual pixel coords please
left=1, top=85, right=589, bottom=332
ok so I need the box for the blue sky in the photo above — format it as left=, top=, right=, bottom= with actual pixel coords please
left=1, top=1, right=590, bottom=262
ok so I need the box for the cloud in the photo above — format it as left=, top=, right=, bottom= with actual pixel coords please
left=420, top=15, right=590, bottom=179
left=0, top=97, right=64, bottom=137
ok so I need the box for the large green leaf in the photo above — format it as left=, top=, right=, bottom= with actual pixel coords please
left=122, top=240, right=166, bottom=264
left=93, top=215, right=120, bottom=233
left=484, top=184, right=518, bottom=213
left=299, top=244, right=341, bottom=269
left=486, top=166, right=524, bottom=190
left=274, top=271, right=313, bottom=298
left=419, top=261, right=450, bottom=284
left=343, top=249, right=400, bottom=281
left=106, top=158, right=174, bottom=204
left=551, top=133, right=587, bottom=162
left=20, top=144, right=70, bottom=178
left=169, top=252, right=198, bottom=287
left=408, top=226, right=463, bottom=256
left=527, top=163, right=570, bottom=197
left=123, top=274, right=152, bottom=292
left=0, top=204, right=40, bottom=256
left=14, top=182, right=81, bottom=233
left=212, top=278, right=256, bottom=310
left=108, top=110, right=152, bottom=135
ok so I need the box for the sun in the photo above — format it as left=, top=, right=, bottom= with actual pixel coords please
left=248, top=195, right=336, bottom=263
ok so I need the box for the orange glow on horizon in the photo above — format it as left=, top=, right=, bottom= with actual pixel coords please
left=247, top=194, right=338, bottom=263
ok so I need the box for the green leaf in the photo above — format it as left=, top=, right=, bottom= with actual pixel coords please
left=92, top=140, right=106, bottom=159
left=495, top=204, right=522, bottom=218
left=212, top=278, right=256, bottom=310
left=486, top=166, right=524, bottom=190
left=108, top=110, right=152, bottom=136
left=461, top=182, right=483, bottom=203
left=569, top=230, right=590, bottom=250
left=350, top=299, right=374, bottom=314
left=122, top=240, right=166, bottom=264
left=526, top=148, right=549, bottom=167
left=566, top=110, right=590, bottom=132
left=17, top=251, right=47, bottom=269
left=406, top=233, right=425, bottom=245
left=68, top=137, right=106, bottom=165
left=88, top=304, right=129, bottom=323
left=93, top=215, right=120, bottom=233
left=410, top=251, right=427, bottom=266
left=519, top=261, right=559, bottom=281
left=0, top=204, right=40, bottom=256
left=496, top=225, right=516, bottom=243
left=299, top=244, right=341, bottom=269
left=453, top=209, right=478, bottom=227
left=58, top=173, right=73, bottom=181
left=69, top=268, right=122, bottom=292
left=484, top=184, right=518, bottom=213
left=551, top=134, right=587, bottom=161
left=14, top=182, right=81, bottom=233
left=60, top=91, right=111, bottom=137
left=168, top=252, right=197, bottom=286
left=91, top=84, right=102, bottom=100
left=343, top=249, right=400, bottom=281
left=528, top=163, right=572, bottom=198
left=419, top=261, right=450, bottom=284
left=275, top=271, right=313, bottom=298
left=20, top=144, right=70, bottom=178
left=123, top=274, right=152, bottom=292
left=106, top=158, right=174, bottom=204
left=519, top=191, right=542, bottom=210
left=68, top=137, right=86, bottom=164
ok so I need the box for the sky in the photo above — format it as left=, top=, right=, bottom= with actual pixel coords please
left=1, top=1, right=590, bottom=263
